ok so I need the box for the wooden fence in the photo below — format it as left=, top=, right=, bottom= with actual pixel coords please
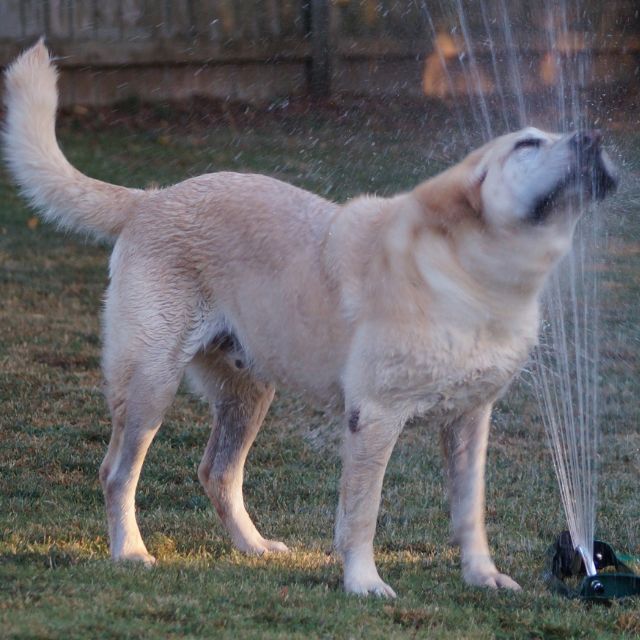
left=0, top=1, right=638, bottom=106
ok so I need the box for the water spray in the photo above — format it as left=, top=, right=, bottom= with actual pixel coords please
left=532, top=205, right=640, bottom=603
left=531, top=3, right=640, bottom=604
left=415, top=0, right=640, bottom=602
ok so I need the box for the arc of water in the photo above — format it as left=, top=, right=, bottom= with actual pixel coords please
left=453, top=0, right=493, bottom=140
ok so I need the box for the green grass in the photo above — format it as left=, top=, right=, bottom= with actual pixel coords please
left=1, top=107, right=639, bottom=639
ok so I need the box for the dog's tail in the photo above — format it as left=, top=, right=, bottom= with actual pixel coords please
left=3, top=39, right=143, bottom=239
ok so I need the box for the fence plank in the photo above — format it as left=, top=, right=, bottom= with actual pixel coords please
left=161, top=0, right=192, bottom=39
left=95, top=0, right=121, bottom=40
left=310, top=0, right=331, bottom=96
left=71, top=0, right=96, bottom=40
left=19, top=0, right=48, bottom=38
left=49, top=0, right=73, bottom=38
left=189, top=0, right=218, bottom=40
left=0, top=1, right=24, bottom=39
left=120, top=0, right=153, bottom=41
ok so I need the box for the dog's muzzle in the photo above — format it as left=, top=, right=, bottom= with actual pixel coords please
left=530, top=130, right=618, bottom=223
left=570, top=130, right=618, bottom=200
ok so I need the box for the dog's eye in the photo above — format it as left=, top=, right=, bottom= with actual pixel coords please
left=514, top=138, right=543, bottom=151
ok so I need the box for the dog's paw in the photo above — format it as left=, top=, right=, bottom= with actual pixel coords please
left=116, top=551, right=157, bottom=567
left=238, top=536, right=289, bottom=555
left=261, top=539, right=290, bottom=554
left=464, top=568, right=521, bottom=591
left=345, top=575, right=397, bottom=598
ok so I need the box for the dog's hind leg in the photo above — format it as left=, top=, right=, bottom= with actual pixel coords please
left=98, top=274, right=190, bottom=565
left=190, top=353, right=288, bottom=554
left=99, top=359, right=183, bottom=565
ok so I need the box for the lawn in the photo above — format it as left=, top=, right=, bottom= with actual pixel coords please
left=1, top=100, right=639, bottom=639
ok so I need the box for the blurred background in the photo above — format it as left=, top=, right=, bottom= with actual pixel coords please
left=0, top=0, right=637, bottom=113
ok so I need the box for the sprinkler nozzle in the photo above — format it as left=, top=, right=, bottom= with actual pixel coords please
left=576, top=544, right=597, bottom=577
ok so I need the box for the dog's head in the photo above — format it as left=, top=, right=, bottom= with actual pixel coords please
left=416, top=126, right=618, bottom=239
left=471, top=126, right=618, bottom=229
left=410, top=127, right=618, bottom=304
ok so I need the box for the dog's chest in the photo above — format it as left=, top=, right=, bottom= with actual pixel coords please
left=372, top=322, right=535, bottom=419
left=427, top=349, right=521, bottom=415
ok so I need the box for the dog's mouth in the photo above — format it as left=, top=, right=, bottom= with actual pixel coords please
left=529, top=131, right=618, bottom=224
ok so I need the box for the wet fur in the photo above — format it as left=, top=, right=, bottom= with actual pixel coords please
left=4, top=41, right=610, bottom=597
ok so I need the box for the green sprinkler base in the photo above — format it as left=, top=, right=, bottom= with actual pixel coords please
left=546, top=531, right=640, bottom=603
left=578, top=573, right=640, bottom=602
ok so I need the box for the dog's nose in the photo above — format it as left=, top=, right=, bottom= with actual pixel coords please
left=570, top=129, right=618, bottom=199
left=571, top=130, right=602, bottom=154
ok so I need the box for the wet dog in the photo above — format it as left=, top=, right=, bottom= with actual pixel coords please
left=4, top=41, right=617, bottom=596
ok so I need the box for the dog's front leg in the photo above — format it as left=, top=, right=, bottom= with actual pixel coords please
left=442, top=404, right=521, bottom=590
left=334, top=405, right=404, bottom=597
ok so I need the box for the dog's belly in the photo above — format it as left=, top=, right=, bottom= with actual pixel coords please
left=243, top=305, right=349, bottom=405
left=220, top=268, right=352, bottom=405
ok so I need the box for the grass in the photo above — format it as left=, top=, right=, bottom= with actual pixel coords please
left=1, top=101, right=640, bottom=639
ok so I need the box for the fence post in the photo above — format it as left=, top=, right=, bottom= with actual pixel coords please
left=304, top=0, right=331, bottom=98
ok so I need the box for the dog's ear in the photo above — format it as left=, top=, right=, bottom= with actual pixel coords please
left=464, top=164, right=487, bottom=216
left=413, top=160, right=484, bottom=230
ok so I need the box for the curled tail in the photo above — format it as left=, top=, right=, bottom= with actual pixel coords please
left=3, top=39, right=142, bottom=239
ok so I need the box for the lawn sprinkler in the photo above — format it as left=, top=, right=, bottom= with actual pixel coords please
left=545, top=531, right=640, bottom=603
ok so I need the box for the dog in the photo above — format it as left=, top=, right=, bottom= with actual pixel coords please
left=4, top=41, right=617, bottom=597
